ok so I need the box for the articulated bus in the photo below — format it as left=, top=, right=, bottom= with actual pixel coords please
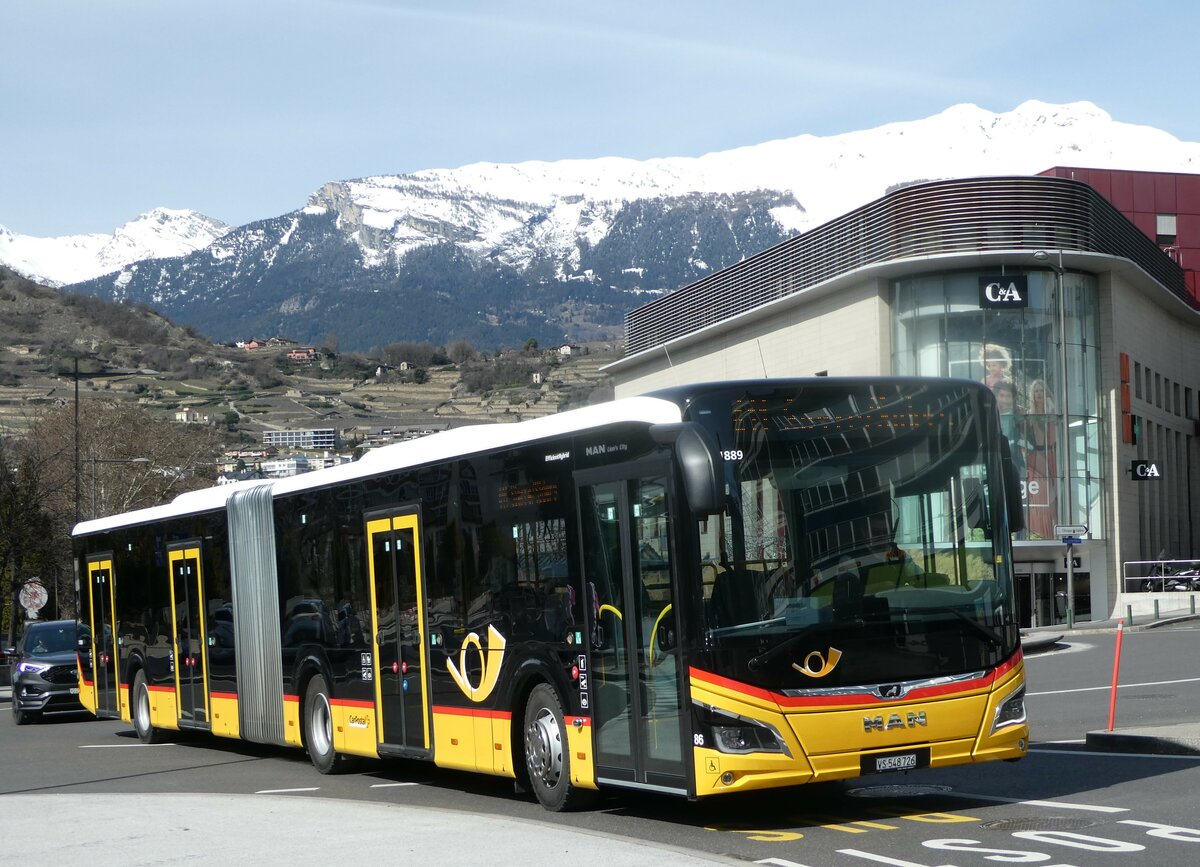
left=72, top=377, right=1028, bottom=810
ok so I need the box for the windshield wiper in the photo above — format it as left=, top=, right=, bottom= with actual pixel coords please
left=745, top=624, right=823, bottom=672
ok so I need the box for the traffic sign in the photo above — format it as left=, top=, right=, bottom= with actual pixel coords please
left=1062, top=536, right=1083, bottom=546
left=1055, top=524, right=1088, bottom=537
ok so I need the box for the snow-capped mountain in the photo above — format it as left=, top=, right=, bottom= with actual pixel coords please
left=0, top=208, right=230, bottom=287
left=19, top=100, right=1200, bottom=350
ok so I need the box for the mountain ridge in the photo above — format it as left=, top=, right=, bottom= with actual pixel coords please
left=5, top=100, right=1198, bottom=350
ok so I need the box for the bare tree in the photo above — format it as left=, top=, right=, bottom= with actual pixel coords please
left=30, top=400, right=226, bottom=521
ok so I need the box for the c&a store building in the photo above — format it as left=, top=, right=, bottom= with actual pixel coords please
left=606, top=169, right=1200, bottom=626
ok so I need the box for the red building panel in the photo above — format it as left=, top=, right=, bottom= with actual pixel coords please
left=1178, top=174, right=1200, bottom=215
left=1154, top=174, right=1178, bottom=212
left=1109, top=171, right=1134, bottom=210
left=1085, top=169, right=1112, bottom=200
left=1131, top=212, right=1156, bottom=238
left=1132, top=173, right=1157, bottom=212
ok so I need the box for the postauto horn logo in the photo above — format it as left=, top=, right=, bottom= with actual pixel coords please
left=447, top=624, right=507, bottom=702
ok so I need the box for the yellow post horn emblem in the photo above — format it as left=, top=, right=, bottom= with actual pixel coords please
left=446, top=624, right=507, bottom=702
left=792, top=647, right=843, bottom=678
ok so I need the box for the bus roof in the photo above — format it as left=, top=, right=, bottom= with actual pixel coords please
left=72, top=394, right=683, bottom=537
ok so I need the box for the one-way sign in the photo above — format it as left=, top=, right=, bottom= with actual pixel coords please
left=1055, top=524, right=1088, bottom=537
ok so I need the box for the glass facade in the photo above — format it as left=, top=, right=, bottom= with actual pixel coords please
left=892, top=269, right=1104, bottom=542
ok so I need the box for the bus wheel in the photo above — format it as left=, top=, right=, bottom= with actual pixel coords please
left=522, top=683, right=596, bottom=811
left=304, top=674, right=347, bottom=774
left=132, top=670, right=167, bottom=744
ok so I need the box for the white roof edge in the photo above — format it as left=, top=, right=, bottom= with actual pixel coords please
left=74, top=396, right=683, bottom=536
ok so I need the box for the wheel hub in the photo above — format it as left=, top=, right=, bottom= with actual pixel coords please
left=525, top=707, right=562, bottom=785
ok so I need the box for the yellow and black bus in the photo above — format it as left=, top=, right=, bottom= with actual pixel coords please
left=73, top=377, right=1028, bottom=810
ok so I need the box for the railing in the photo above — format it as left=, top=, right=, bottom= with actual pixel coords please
left=1122, top=559, right=1200, bottom=593
left=625, top=175, right=1194, bottom=355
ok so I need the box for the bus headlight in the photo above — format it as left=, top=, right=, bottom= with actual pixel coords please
left=992, top=685, right=1026, bottom=733
left=694, top=703, right=791, bottom=756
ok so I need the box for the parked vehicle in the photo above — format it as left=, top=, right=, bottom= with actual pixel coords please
left=7, top=619, right=84, bottom=725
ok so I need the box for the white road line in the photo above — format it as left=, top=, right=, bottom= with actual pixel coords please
left=1028, top=675, right=1200, bottom=696
left=370, top=782, right=418, bottom=788
left=944, top=792, right=1128, bottom=812
left=79, top=743, right=177, bottom=748
left=255, top=787, right=320, bottom=794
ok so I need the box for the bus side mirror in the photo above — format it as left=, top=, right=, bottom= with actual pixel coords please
left=651, top=422, right=723, bottom=515
left=999, top=435, right=1025, bottom=533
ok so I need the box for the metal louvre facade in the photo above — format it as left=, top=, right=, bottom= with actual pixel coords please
left=624, top=176, right=1193, bottom=355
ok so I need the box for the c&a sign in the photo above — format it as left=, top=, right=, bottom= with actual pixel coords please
left=1131, top=459, right=1162, bottom=480
left=979, top=275, right=1028, bottom=309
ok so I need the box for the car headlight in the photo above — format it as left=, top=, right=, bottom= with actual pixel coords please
left=16, top=661, right=52, bottom=675
left=992, top=684, right=1027, bottom=733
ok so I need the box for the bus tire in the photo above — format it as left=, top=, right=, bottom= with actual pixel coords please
left=522, top=683, right=596, bottom=812
left=304, top=674, right=347, bottom=774
left=132, top=670, right=168, bottom=744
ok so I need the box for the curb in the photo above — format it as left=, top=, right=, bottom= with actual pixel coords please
left=1085, top=728, right=1200, bottom=756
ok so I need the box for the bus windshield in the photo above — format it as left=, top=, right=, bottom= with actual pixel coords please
left=685, top=379, right=1020, bottom=691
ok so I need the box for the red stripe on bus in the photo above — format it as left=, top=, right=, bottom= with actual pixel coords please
left=284, top=694, right=300, bottom=703
left=564, top=716, right=591, bottom=727
left=210, top=691, right=238, bottom=700
left=81, top=679, right=94, bottom=688
left=690, top=648, right=1022, bottom=709
left=432, top=705, right=512, bottom=720
left=148, top=684, right=176, bottom=694
left=330, top=698, right=374, bottom=709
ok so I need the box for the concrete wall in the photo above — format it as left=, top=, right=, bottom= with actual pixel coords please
left=613, top=279, right=889, bottom=396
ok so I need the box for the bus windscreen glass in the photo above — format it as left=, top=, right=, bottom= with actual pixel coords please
left=687, top=380, right=1020, bottom=691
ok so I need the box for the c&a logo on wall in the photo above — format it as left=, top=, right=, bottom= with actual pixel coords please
left=979, top=275, right=1028, bottom=309
left=1131, top=459, right=1162, bottom=480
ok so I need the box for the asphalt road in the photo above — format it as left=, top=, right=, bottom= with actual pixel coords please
left=4, top=624, right=1200, bottom=866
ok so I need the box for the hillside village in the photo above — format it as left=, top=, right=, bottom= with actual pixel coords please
left=0, top=277, right=618, bottom=483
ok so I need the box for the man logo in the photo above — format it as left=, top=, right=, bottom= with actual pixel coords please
left=864, top=712, right=928, bottom=732
left=979, top=275, right=1028, bottom=309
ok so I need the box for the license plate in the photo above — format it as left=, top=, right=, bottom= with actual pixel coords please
left=862, top=747, right=929, bottom=775
left=69, top=688, right=79, bottom=695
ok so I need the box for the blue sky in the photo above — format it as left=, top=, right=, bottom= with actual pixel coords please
left=4, top=0, right=1197, bottom=236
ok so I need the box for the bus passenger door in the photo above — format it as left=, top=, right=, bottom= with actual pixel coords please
left=577, top=466, right=687, bottom=793
left=367, top=511, right=430, bottom=755
left=168, top=544, right=210, bottom=726
left=85, top=557, right=121, bottom=718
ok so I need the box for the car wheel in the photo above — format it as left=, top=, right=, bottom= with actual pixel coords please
left=12, top=704, right=37, bottom=726
left=132, top=670, right=168, bottom=744
left=304, top=674, right=348, bottom=774
left=522, top=683, right=597, bottom=812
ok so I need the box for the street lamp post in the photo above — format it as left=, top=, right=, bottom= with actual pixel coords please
left=90, top=456, right=150, bottom=519
left=1035, top=249, right=1075, bottom=627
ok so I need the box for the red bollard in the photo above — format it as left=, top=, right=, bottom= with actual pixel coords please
left=1107, top=619, right=1125, bottom=732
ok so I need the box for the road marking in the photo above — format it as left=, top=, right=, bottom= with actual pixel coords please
left=255, top=787, right=320, bottom=794
left=756, top=859, right=815, bottom=867
left=370, top=782, right=418, bottom=788
left=945, top=792, right=1127, bottom=812
left=80, top=743, right=177, bottom=748
left=1028, top=675, right=1200, bottom=696
left=839, top=850, right=945, bottom=866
